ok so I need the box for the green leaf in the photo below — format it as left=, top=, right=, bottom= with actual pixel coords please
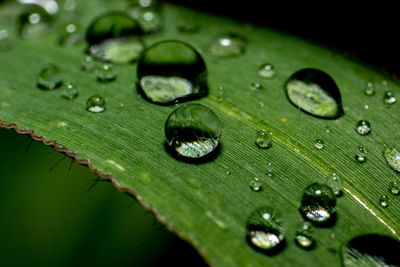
left=1, top=1, right=400, bottom=266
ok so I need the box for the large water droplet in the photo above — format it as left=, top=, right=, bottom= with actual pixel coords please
left=250, top=177, right=263, bottom=192
left=355, top=120, right=371, bottom=136
left=258, top=63, right=276, bottom=79
left=379, top=195, right=389, bottom=208
left=255, top=130, right=272, bottom=149
left=86, top=12, right=143, bottom=63
left=208, top=33, right=246, bottom=58
left=314, top=139, right=325, bottom=150
left=342, top=235, right=400, bottom=267
left=87, top=95, right=106, bottom=113
left=246, top=207, right=285, bottom=253
left=355, top=145, right=367, bottom=163
left=389, top=180, right=400, bottom=196
left=364, top=82, right=375, bottom=96
left=295, top=221, right=315, bottom=249
left=137, top=41, right=207, bottom=104
left=383, top=91, right=396, bottom=105
left=384, top=147, right=400, bottom=172
left=164, top=104, right=221, bottom=159
left=285, top=68, right=343, bottom=119
left=300, top=183, right=336, bottom=225
left=325, top=173, right=343, bottom=196
left=18, top=5, right=52, bottom=39
left=95, top=63, right=116, bottom=82
left=62, top=82, right=78, bottom=100
left=37, top=64, right=62, bottom=90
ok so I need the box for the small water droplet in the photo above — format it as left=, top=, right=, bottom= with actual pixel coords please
left=177, top=13, right=199, bottom=33
left=384, top=147, right=400, bottom=172
left=300, top=183, right=336, bottom=224
left=355, top=120, right=371, bottom=136
left=81, top=55, right=95, bottom=72
left=258, top=63, right=276, bottom=79
left=208, top=33, right=246, bottom=58
left=383, top=91, right=396, bottom=105
left=64, top=0, right=76, bottom=11
left=58, top=23, right=83, bottom=47
left=364, top=82, right=375, bottom=96
left=249, top=82, right=263, bottom=91
left=37, top=64, right=62, bottom=90
left=379, top=195, right=388, bottom=208
left=0, top=29, right=13, bottom=51
left=256, top=130, right=272, bottom=149
left=246, top=207, right=285, bottom=252
left=266, top=162, right=273, bottom=177
left=382, top=80, right=388, bottom=86
left=128, top=7, right=162, bottom=33
left=325, top=126, right=331, bottom=134
left=295, top=221, right=315, bottom=249
left=325, top=173, right=343, bottom=196
left=314, top=139, right=325, bottom=150
left=355, top=145, right=367, bottom=163
left=165, top=104, right=221, bottom=159
left=18, top=5, right=52, bottom=39
left=389, top=180, right=400, bottom=196
left=137, top=41, right=207, bottom=104
left=87, top=95, right=106, bottom=113
left=62, top=82, right=78, bottom=100
left=95, top=64, right=116, bottom=82
left=250, top=177, right=263, bottom=192
left=285, top=68, right=343, bottom=119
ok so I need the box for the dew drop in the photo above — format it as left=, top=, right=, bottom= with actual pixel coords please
left=62, top=82, right=78, bottom=100
left=87, top=95, right=105, bottom=113
left=266, top=162, right=273, bottom=177
left=164, top=104, right=221, bottom=159
left=379, top=195, right=388, bottom=208
left=295, top=221, right=315, bottom=249
left=58, top=23, right=83, bottom=47
left=246, top=207, right=285, bottom=252
left=355, top=145, right=367, bottom=163
left=314, top=139, right=325, bottom=150
left=37, top=64, right=62, bottom=90
left=128, top=7, right=162, bottom=33
left=250, top=177, right=263, bottom=192
left=208, top=33, right=246, bottom=58
left=389, top=180, right=400, bottom=196
left=18, top=5, right=52, bottom=39
left=0, top=29, right=13, bottom=51
left=300, top=183, right=336, bottom=225
left=364, top=82, right=375, bottom=96
left=285, top=68, right=343, bottom=119
left=384, top=147, right=400, bottom=172
left=255, top=130, right=272, bottom=149
left=325, top=173, right=343, bottom=196
left=249, top=82, right=263, bottom=91
left=81, top=55, right=95, bottom=72
left=355, top=120, right=371, bottom=136
left=177, top=13, right=199, bottom=33
left=258, top=63, right=276, bottom=78
left=137, top=41, right=207, bottom=104
left=383, top=91, right=396, bottom=105
left=342, top=235, right=400, bottom=267
left=95, top=64, right=116, bottom=82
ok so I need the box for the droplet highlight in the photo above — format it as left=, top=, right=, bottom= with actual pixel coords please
left=164, top=104, right=221, bottom=159
left=285, top=68, right=343, bottom=119
left=87, top=95, right=106, bottom=113
left=355, top=120, right=371, bottom=136
left=208, top=33, right=246, bottom=58
left=137, top=41, right=207, bottom=104
left=255, top=130, right=272, bottom=149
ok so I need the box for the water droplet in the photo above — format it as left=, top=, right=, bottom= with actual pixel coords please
left=379, top=195, right=388, bottom=208
left=285, top=68, right=343, bottom=119
left=37, top=64, right=62, bottom=90
left=0, top=29, right=13, bottom=51
left=137, top=41, right=207, bottom=104
left=295, top=221, right=315, bottom=249
left=342, top=235, right=400, bottom=267
left=325, top=126, right=331, bottom=134
left=389, top=180, right=400, bottom=196
left=58, top=23, right=83, bottom=47
left=249, top=82, right=263, bottom=91
left=255, top=130, right=272, bottom=149
left=364, top=82, right=375, bottom=96
left=355, top=145, right=367, bottom=163
left=87, top=95, right=106, bottom=113
left=250, top=177, right=263, bottom=192
left=314, top=139, right=325, bottom=150
left=208, top=33, right=246, bottom=58
left=383, top=91, right=396, bottom=105
left=64, top=0, right=76, bottom=11
left=177, top=13, right=199, bottom=33
left=258, top=63, right=275, bottom=78
left=355, top=120, right=371, bottom=136
left=384, top=147, right=400, bottom=172
left=266, top=162, right=273, bottom=177
left=18, top=5, right=52, bottom=39
left=246, top=207, right=285, bottom=252
left=62, top=82, right=78, bottom=100
left=325, top=173, right=343, bottom=196
left=81, top=55, right=95, bottom=72
left=164, top=104, right=221, bottom=158
left=95, top=64, right=116, bottom=82
left=128, top=7, right=162, bottom=33
left=128, top=0, right=158, bottom=8
left=300, top=183, right=336, bottom=224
